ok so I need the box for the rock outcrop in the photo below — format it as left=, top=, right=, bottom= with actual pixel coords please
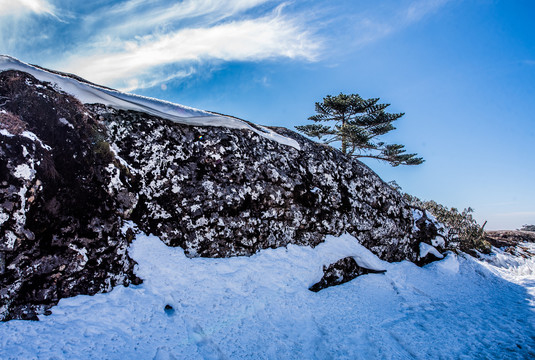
left=485, top=230, right=535, bottom=258
left=0, top=67, right=437, bottom=320
left=95, top=105, right=421, bottom=261
left=0, top=71, right=140, bottom=320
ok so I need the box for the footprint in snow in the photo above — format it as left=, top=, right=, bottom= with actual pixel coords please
left=188, top=323, right=227, bottom=360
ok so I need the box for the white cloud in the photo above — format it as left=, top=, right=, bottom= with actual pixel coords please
left=62, top=9, right=319, bottom=90
left=0, top=0, right=60, bottom=55
left=121, top=68, right=197, bottom=92
left=84, top=0, right=273, bottom=38
left=0, top=0, right=56, bottom=17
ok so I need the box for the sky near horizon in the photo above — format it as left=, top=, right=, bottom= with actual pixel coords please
left=0, top=0, right=534, bottom=230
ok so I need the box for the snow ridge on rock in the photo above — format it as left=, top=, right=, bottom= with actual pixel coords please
left=0, top=55, right=300, bottom=150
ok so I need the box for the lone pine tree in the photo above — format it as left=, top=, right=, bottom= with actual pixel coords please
left=296, top=93, right=424, bottom=166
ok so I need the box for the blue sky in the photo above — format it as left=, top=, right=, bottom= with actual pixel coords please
left=1, top=0, right=534, bottom=229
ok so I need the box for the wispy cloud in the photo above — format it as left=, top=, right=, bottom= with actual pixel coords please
left=84, top=0, right=273, bottom=39
left=60, top=3, right=319, bottom=90
left=0, top=0, right=57, bottom=17
left=0, top=0, right=62, bottom=56
left=406, top=0, right=452, bottom=22
left=352, top=0, right=455, bottom=47
left=3, top=0, right=452, bottom=91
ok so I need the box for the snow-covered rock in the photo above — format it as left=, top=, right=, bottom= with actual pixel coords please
left=0, top=71, right=140, bottom=321
left=0, top=58, right=437, bottom=320
left=97, top=104, right=422, bottom=260
left=419, top=242, right=444, bottom=259
left=0, top=55, right=300, bottom=150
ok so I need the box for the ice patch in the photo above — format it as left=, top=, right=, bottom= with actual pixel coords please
left=120, top=220, right=137, bottom=236
left=106, top=163, right=122, bottom=195
left=109, top=143, right=133, bottom=172
left=0, top=211, right=9, bottom=226
left=412, top=208, right=423, bottom=221
left=2, top=231, right=17, bottom=250
left=412, top=208, right=423, bottom=232
left=431, top=236, right=445, bottom=248
left=68, top=244, right=89, bottom=270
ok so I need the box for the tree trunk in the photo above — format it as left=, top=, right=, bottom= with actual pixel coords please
left=341, top=116, right=347, bottom=155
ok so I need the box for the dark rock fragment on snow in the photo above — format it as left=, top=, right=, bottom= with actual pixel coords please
left=309, top=256, right=386, bottom=292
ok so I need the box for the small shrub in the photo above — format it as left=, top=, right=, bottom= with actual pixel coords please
left=403, top=193, right=491, bottom=254
left=89, top=123, right=115, bottom=165
left=93, top=139, right=115, bottom=164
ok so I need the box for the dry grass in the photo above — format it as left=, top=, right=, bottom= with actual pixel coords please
left=0, top=111, right=26, bottom=135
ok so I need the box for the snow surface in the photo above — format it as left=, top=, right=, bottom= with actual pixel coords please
left=0, top=55, right=300, bottom=150
left=20, top=131, right=51, bottom=151
left=13, top=164, right=34, bottom=181
left=419, top=242, right=444, bottom=259
left=478, top=243, right=535, bottom=307
left=431, top=236, right=445, bottom=248
left=1, top=231, right=534, bottom=359
left=58, top=117, right=74, bottom=129
left=0, top=128, right=13, bottom=137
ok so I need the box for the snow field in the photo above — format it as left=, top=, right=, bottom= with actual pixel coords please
left=1, top=232, right=534, bottom=359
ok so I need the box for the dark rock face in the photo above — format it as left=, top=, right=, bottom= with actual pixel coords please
left=0, top=71, right=139, bottom=321
left=0, top=69, right=436, bottom=320
left=485, top=230, right=535, bottom=247
left=95, top=105, right=421, bottom=261
left=414, top=209, right=439, bottom=244
left=485, top=230, right=535, bottom=258
left=309, top=257, right=386, bottom=292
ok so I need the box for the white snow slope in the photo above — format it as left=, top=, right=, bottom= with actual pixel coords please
left=0, top=55, right=300, bottom=150
left=1, top=229, right=534, bottom=360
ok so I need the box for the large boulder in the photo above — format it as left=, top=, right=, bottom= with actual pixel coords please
left=1, top=69, right=434, bottom=321
left=0, top=71, right=139, bottom=320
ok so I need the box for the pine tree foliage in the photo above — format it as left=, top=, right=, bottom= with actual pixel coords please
left=296, top=93, right=424, bottom=166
